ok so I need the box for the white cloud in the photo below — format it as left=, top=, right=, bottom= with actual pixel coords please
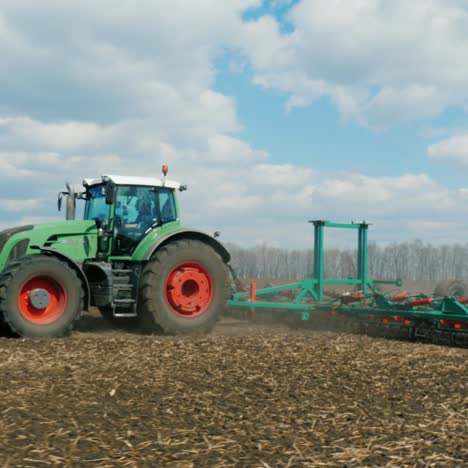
left=311, top=173, right=454, bottom=218
left=0, top=1, right=468, bottom=248
left=1, top=136, right=468, bottom=246
left=239, top=0, right=468, bottom=126
left=253, top=163, right=315, bottom=186
left=205, top=135, right=269, bottom=164
left=0, top=198, right=42, bottom=212
left=193, top=166, right=468, bottom=246
left=427, top=133, right=468, bottom=167
left=0, top=117, right=111, bottom=152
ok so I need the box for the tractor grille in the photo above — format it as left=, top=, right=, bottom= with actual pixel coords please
left=0, top=225, right=33, bottom=253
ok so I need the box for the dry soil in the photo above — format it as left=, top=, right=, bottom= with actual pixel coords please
left=0, top=314, right=466, bottom=467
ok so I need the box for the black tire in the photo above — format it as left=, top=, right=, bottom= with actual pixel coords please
left=0, top=320, right=14, bottom=337
left=139, top=239, right=228, bottom=335
left=434, top=280, right=466, bottom=298
left=0, top=255, right=83, bottom=338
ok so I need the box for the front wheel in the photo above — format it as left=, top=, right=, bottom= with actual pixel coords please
left=138, top=239, right=228, bottom=334
left=0, top=255, right=83, bottom=338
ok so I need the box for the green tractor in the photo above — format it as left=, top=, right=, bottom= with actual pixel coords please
left=0, top=167, right=230, bottom=338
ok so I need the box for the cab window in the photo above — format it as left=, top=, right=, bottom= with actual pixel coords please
left=112, top=186, right=177, bottom=255
left=159, top=189, right=176, bottom=223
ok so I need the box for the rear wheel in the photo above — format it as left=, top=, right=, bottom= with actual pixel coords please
left=0, top=255, right=83, bottom=338
left=139, top=239, right=228, bottom=334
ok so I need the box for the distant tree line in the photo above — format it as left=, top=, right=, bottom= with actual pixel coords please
left=226, top=240, right=468, bottom=280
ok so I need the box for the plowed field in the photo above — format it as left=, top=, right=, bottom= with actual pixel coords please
left=0, top=316, right=467, bottom=467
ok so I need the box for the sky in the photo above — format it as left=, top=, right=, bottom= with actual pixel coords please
left=1, top=0, right=468, bottom=248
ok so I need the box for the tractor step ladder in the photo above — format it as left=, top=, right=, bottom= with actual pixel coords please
left=112, top=269, right=138, bottom=318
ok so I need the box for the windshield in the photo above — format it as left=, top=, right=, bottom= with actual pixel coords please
left=84, top=184, right=111, bottom=222
left=115, top=186, right=176, bottom=230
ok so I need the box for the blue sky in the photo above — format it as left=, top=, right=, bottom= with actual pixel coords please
left=1, top=0, right=468, bottom=248
left=216, top=57, right=468, bottom=187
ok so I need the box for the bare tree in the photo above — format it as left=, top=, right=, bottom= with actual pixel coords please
left=226, top=240, right=468, bottom=281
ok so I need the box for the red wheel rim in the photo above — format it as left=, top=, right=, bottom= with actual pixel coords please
left=18, top=275, right=67, bottom=325
left=165, top=262, right=213, bottom=318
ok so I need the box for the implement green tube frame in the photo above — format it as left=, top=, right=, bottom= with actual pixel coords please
left=227, top=220, right=468, bottom=327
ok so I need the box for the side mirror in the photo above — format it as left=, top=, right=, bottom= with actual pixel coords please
left=105, top=185, right=115, bottom=205
left=57, top=192, right=64, bottom=212
left=57, top=190, right=70, bottom=213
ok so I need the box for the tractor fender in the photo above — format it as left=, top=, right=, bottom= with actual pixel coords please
left=143, top=229, right=231, bottom=263
left=30, top=246, right=91, bottom=310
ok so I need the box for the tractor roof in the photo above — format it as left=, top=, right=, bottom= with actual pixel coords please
left=83, top=175, right=181, bottom=190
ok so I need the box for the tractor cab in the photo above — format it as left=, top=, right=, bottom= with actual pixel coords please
left=81, top=172, right=183, bottom=256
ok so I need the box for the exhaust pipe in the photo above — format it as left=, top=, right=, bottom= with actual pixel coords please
left=65, top=183, right=76, bottom=220
left=66, top=183, right=76, bottom=220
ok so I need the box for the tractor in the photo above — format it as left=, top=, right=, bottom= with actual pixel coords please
left=0, top=167, right=230, bottom=338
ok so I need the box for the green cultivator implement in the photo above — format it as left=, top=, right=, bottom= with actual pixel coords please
left=0, top=168, right=467, bottom=346
left=228, top=221, right=468, bottom=347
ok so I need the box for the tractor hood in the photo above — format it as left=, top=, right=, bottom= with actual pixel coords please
left=0, top=220, right=99, bottom=271
left=29, top=220, right=98, bottom=237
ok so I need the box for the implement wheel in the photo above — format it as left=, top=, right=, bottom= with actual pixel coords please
left=0, top=255, right=83, bottom=338
left=139, top=239, right=228, bottom=334
left=434, top=280, right=466, bottom=298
